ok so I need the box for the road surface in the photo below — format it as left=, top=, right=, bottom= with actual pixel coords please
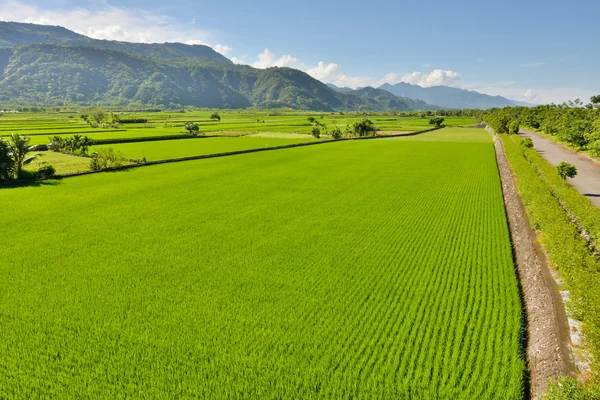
left=519, top=129, right=600, bottom=208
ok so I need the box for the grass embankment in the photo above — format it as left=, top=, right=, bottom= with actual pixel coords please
left=0, top=136, right=523, bottom=398
left=501, top=135, right=600, bottom=396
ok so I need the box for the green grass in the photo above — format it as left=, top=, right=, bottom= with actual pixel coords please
left=0, top=135, right=523, bottom=398
left=25, top=151, right=93, bottom=175
left=90, top=136, right=319, bottom=161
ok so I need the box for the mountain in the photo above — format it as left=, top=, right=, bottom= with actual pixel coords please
left=326, top=83, right=354, bottom=94
left=379, top=82, right=515, bottom=109
left=353, top=87, right=439, bottom=111
left=0, top=21, right=231, bottom=64
left=509, top=99, right=538, bottom=107
left=0, top=40, right=436, bottom=111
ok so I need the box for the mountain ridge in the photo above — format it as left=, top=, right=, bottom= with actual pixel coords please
left=379, top=82, right=516, bottom=109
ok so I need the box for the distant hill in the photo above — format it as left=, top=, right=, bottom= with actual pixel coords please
left=0, top=40, right=437, bottom=111
left=0, top=21, right=232, bottom=63
left=379, top=82, right=516, bottom=109
left=509, top=99, right=538, bottom=107
left=326, top=83, right=354, bottom=94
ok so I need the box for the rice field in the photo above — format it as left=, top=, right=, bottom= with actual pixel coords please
left=0, top=111, right=476, bottom=145
left=90, top=136, right=318, bottom=161
left=0, top=130, right=524, bottom=398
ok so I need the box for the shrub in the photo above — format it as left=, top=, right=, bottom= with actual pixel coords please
left=556, top=162, right=577, bottom=181
left=37, top=165, right=56, bottom=179
left=508, top=120, right=520, bottom=135
left=349, top=119, right=378, bottom=137
left=311, top=127, right=321, bottom=139
left=330, top=127, right=343, bottom=140
left=429, top=117, right=445, bottom=127
left=521, top=137, right=534, bottom=149
left=90, top=148, right=125, bottom=171
left=0, top=138, right=14, bottom=181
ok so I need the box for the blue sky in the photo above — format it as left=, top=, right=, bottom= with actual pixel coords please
left=1, top=0, right=598, bottom=104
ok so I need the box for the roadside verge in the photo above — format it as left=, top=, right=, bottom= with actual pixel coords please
left=494, top=136, right=576, bottom=399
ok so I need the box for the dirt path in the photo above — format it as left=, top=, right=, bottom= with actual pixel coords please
left=495, top=137, right=576, bottom=399
left=519, top=129, right=600, bottom=208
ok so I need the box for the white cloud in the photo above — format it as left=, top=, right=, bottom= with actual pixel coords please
left=251, top=48, right=303, bottom=69
left=214, top=44, right=232, bottom=56
left=0, top=0, right=231, bottom=51
left=396, top=70, right=462, bottom=87
left=521, top=89, right=539, bottom=103
left=306, top=62, right=373, bottom=88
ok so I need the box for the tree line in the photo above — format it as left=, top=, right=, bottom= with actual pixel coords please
left=482, top=96, right=600, bottom=156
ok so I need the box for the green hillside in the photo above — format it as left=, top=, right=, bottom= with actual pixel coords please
left=0, top=22, right=439, bottom=111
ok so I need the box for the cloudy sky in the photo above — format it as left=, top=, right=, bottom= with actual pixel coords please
left=1, top=0, right=598, bottom=104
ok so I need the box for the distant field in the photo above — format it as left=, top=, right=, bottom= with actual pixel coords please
left=90, top=136, right=318, bottom=161
left=0, top=111, right=477, bottom=145
left=0, top=131, right=524, bottom=398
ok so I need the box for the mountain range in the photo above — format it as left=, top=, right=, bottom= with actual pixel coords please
left=0, top=21, right=527, bottom=110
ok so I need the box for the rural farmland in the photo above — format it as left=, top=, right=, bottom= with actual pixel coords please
left=1, top=7, right=599, bottom=398
left=0, top=128, right=526, bottom=398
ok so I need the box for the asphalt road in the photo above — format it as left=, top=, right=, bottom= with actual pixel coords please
left=519, top=129, right=600, bottom=208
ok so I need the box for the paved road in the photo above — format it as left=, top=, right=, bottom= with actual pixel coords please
left=519, top=129, right=600, bottom=208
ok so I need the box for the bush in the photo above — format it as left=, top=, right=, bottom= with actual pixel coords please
left=38, top=164, right=56, bottom=179
left=0, top=138, right=14, bottom=181
left=349, top=119, right=378, bottom=137
left=508, top=120, right=520, bottom=135
left=330, top=127, right=343, bottom=140
left=557, top=162, right=577, bottom=181
left=429, top=117, right=445, bottom=127
left=90, top=148, right=125, bottom=171
left=521, top=137, right=534, bottom=149
left=311, top=127, right=321, bottom=139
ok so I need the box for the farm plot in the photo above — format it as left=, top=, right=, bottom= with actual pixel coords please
left=90, top=136, right=319, bottom=161
left=0, top=137, right=524, bottom=398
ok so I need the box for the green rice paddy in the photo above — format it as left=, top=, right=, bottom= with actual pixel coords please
left=0, top=128, right=524, bottom=398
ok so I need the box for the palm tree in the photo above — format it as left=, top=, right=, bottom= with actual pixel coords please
left=8, top=133, right=38, bottom=178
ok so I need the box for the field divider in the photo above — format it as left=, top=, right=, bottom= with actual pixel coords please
left=0, top=127, right=443, bottom=187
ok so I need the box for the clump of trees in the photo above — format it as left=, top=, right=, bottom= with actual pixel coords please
left=210, top=113, right=221, bottom=121
left=346, top=119, right=378, bottom=137
left=0, top=133, right=54, bottom=181
left=429, top=117, right=445, bottom=127
left=90, top=148, right=125, bottom=171
left=185, top=122, right=200, bottom=136
left=48, top=135, right=94, bottom=155
left=483, top=95, right=600, bottom=158
left=80, top=109, right=121, bottom=128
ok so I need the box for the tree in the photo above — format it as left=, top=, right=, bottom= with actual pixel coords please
left=90, top=148, right=125, bottom=170
left=307, top=117, right=316, bottom=124
left=7, top=133, right=38, bottom=178
left=184, top=122, right=200, bottom=136
left=0, top=138, right=14, bottom=181
left=508, top=120, right=520, bottom=135
left=330, top=127, right=343, bottom=140
left=350, top=119, right=378, bottom=137
left=429, top=117, right=445, bottom=127
left=556, top=162, right=577, bottom=181
left=590, top=95, right=600, bottom=105
left=521, top=137, right=534, bottom=149
left=311, top=127, right=321, bottom=139
left=210, top=113, right=221, bottom=121
left=90, top=108, right=106, bottom=124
